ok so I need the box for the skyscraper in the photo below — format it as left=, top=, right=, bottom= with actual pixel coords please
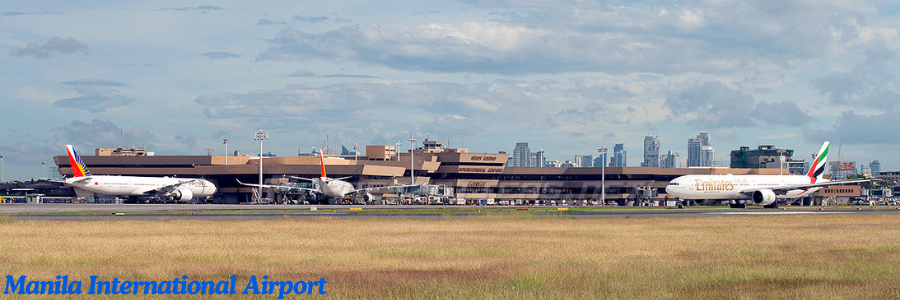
left=512, top=142, right=531, bottom=167
left=594, top=153, right=607, bottom=168
left=688, top=132, right=716, bottom=167
left=870, top=160, right=881, bottom=173
left=642, top=135, right=660, bottom=167
left=688, top=133, right=714, bottom=167
left=575, top=155, right=593, bottom=167
left=533, top=149, right=546, bottom=168
left=611, top=143, right=627, bottom=167
left=662, top=150, right=678, bottom=168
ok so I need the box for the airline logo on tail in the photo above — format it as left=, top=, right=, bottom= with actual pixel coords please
left=66, top=145, right=92, bottom=177
left=806, top=142, right=829, bottom=183
left=319, top=150, right=327, bottom=178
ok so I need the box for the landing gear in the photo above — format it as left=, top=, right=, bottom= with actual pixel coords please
left=729, top=200, right=746, bottom=209
left=763, top=202, right=778, bottom=209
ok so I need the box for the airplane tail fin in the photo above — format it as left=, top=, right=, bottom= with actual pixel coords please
left=66, top=145, right=92, bottom=177
left=806, top=142, right=829, bottom=183
left=319, top=149, right=327, bottom=178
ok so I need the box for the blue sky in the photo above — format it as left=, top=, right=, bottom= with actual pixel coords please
left=1, top=0, right=899, bottom=180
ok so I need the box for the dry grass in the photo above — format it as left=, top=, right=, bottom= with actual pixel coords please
left=1, top=214, right=900, bottom=299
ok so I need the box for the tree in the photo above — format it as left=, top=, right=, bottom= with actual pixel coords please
left=847, top=174, right=876, bottom=189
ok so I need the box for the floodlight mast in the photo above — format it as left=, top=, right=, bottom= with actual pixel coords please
left=1, top=155, right=4, bottom=183
left=408, top=135, right=416, bottom=185
left=598, top=147, right=608, bottom=204
left=777, top=147, right=785, bottom=175
left=223, top=138, right=229, bottom=166
left=254, top=130, right=268, bottom=203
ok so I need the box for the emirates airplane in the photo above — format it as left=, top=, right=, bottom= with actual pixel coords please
left=240, top=150, right=418, bottom=204
left=665, top=142, right=870, bottom=208
left=60, top=145, right=217, bottom=202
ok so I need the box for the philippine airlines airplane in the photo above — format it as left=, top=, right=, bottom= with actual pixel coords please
left=665, top=142, right=870, bottom=208
left=240, top=150, right=418, bottom=204
left=61, top=145, right=217, bottom=202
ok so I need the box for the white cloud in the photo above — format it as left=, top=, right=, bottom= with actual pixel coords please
left=3, top=0, right=900, bottom=175
left=10, top=36, right=89, bottom=59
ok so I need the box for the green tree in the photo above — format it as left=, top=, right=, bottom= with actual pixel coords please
left=847, top=174, right=876, bottom=189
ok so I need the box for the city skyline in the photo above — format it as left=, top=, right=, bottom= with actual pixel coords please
left=2, top=1, right=900, bottom=180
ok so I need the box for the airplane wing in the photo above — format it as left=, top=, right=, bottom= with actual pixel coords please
left=153, top=179, right=202, bottom=194
left=57, top=177, right=92, bottom=185
left=351, top=183, right=422, bottom=194
left=237, top=179, right=319, bottom=193
left=738, top=179, right=873, bottom=196
left=289, top=176, right=317, bottom=182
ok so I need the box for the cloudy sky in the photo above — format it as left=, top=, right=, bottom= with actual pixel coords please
left=2, top=0, right=899, bottom=180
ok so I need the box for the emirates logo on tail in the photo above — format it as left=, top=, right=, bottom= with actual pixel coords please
left=807, top=142, right=829, bottom=184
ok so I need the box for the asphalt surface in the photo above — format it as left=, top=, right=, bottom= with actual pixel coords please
left=2, top=203, right=899, bottom=220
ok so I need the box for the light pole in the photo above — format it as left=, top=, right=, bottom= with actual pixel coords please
left=254, top=130, right=268, bottom=203
left=777, top=148, right=785, bottom=175
left=223, top=138, right=229, bottom=166
left=408, top=135, right=416, bottom=185
left=598, top=148, right=607, bottom=205
left=42, top=162, right=46, bottom=179
left=395, top=141, right=402, bottom=161
left=1, top=155, right=4, bottom=183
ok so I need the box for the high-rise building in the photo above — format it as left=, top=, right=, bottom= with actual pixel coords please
left=544, top=160, right=562, bottom=168
left=611, top=143, right=627, bottom=167
left=730, top=145, right=794, bottom=168
left=532, top=149, right=546, bottom=168
left=861, top=164, right=872, bottom=175
left=702, top=146, right=716, bottom=167
left=642, top=135, right=660, bottom=167
left=829, top=161, right=857, bottom=180
left=575, top=155, right=593, bottom=167
left=871, top=160, right=881, bottom=173
left=688, top=133, right=714, bottom=167
left=661, top=150, right=678, bottom=168
left=512, top=142, right=531, bottom=167
left=594, top=153, right=607, bottom=168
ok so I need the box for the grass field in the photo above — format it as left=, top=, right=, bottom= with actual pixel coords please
left=1, top=213, right=899, bottom=299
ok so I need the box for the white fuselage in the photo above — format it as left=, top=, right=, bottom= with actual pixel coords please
left=666, top=175, right=824, bottom=200
left=316, top=177, right=354, bottom=198
left=66, top=176, right=216, bottom=198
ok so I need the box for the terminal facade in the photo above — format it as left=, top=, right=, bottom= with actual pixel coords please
left=53, top=141, right=798, bottom=205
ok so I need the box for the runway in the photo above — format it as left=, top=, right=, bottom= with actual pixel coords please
left=2, top=203, right=899, bottom=220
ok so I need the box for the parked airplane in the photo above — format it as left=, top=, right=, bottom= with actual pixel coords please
left=240, top=150, right=419, bottom=204
left=665, top=142, right=870, bottom=208
left=60, top=145, right=217, bottom=202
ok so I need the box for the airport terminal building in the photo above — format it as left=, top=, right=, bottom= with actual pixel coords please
left=53, top=142, right=789, bottom=205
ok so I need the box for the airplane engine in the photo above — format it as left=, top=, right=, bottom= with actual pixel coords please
left=306, top=191, right=325, bottom=204
left=173, top=189, right=193, bottom=202
left=752, top=189, right=776, bottom=206
left=363, top=192, right=374, bottom=203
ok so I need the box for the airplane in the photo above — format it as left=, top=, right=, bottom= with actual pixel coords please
left=239, top=150, right=419, bottom=204
left=665, top=141, right=871, bottom=208
left=59, top=145, right=217, bottom=202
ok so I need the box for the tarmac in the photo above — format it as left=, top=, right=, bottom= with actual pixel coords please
left=1, top=203, right=898, bottom=220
